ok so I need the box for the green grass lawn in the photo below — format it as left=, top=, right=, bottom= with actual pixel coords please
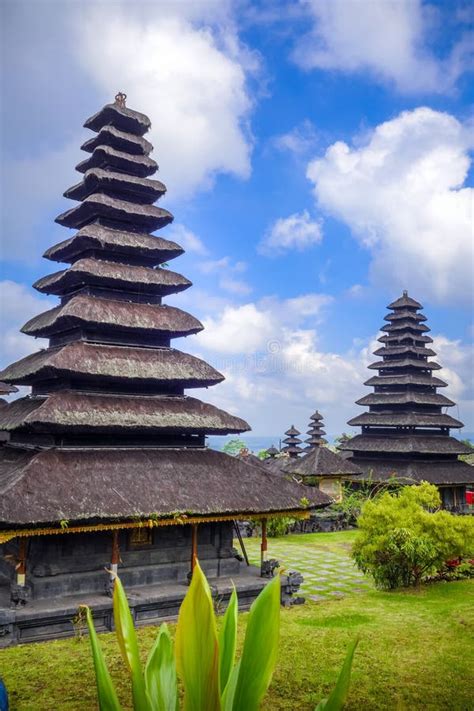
left=1, top=531, right=473, bottom=710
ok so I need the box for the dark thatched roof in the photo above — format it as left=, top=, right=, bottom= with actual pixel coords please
left=0, top=343, right=224, bottom=389
left=0, top=447, right=330, bottom=526
left=21, top=295, right=203, bottom=339
left=339, top=434, right=472, bottom=455
left=387, top=293, right=422, bottom=310
left=355, top=392, right=455, bottom=407
left=82, top=125, right=153, bottom=156
left=373, top=345, right=436, bottom=357
left=44, top=224, right=184, bottom=266
left=364, top=374, right=448, bottom=388
left=283, top=446, right=362, bottom=478
left=348, top=412, right=463, bottom=428
left=76, top=145, right=157, bottom=177
left=0, top=393, right=250, bottom=435
left=55, top=193, right=173, bottom=231
left=378, top=333, right=433, bottom=344
left=84, top=102, right=151, bottom=135
left=64, top=168, right=166, bottom=203
left=384, top=310, right=427, bottom=322
left=353, top=458, right=474, bottom=486
left=0, top=382, right=17, bottom=395
left=382, top=321, right=430, bottom=333
left=33, top=258, right=191, bottom=297
left=368, top=358, right=441, bottom=371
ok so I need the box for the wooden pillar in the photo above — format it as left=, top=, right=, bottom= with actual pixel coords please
left=16, top=538, right=27, bottom=587
left=260, top=518, right=268, bottom=572
left=110, top=530, right=120, bottom=578
left=191, top=524, right=198, bottom=574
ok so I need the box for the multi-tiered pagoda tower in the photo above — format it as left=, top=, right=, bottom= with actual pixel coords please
left=282, top=426, right=304, bottom=457
left=0, top=95, right=326, bottom=644
left=339, top=292, right=473, bottom=508
left=305, top=410, right=327, bottom=450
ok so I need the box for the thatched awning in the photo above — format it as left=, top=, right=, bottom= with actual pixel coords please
left=0, top=447, right=330, bottom=527
left=348, top=412, right=463, bottom=428
left=354, top=458, right=474, bottom=486
left=82, top=125, right=153, bottom=156
left=0, top=343, right=224, bottom=389
left=378, top=333, right=433, bottom=344
left=44, top=224, right=183, bottom=266
left=387, top=293, right=422, bottom=310
left=55, top=193, right=173, bottom=231
left=84, top=102, right=151, bottom=135
left=373, top=345, right=436, bottom=357
left=76, top=145, right=157, bottom=177
left=356, top=392, right=455, bottom=407
left=368, top=358, right=441, bottom=371
left=0, top=392, right=250, bottom=435
left=384, top=310, right=427, bottom=322
left=364, top=374, right=448, bottom=388
left=338, top=434, right=472, bottom=455
left=382, top=321, right=430, bottom=333
left=21, top=295, right=203, bottom=339
left=34, top=258, right=191, bottom=297
left=64, top=168, right=166, bottom=203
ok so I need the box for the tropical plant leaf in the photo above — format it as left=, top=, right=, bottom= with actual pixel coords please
left=145, top=623, right=178, bottom=711
left=83, top=605, right=123, bottom=711
left=231, top=573, right=281, bottom=711
left=218, top=586, right=238, bottom=695
left=113, top=575, right=150, bottom=710
left=221, top=659, right=240, bottom=711
left=315, top=638, right=359, bottom=711
left=175, top=560, right=221, bottom=711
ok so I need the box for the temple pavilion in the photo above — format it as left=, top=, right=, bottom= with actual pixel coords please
left=338, top=292, right=474, bottom=509
left=0, top=95, right=328, bottom=645
left=284, top=411, right=361, bottom=501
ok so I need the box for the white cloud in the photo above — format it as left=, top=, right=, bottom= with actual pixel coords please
left=197, top=256, right=251, bottom=295
left=75, top=4, right=258, bottom=198
left=307, top=107, right=474, bottom=304
left=293, top=0, right=473, bottom=94
left=259, top=210, right=323, bottom=255
left=273, top=120, right=319, bottom=154
left=0, top=281, right=52, bottom=368
left=166, top=223, right=209, bottom=256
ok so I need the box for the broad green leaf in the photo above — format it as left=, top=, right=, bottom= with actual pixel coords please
left=145, top=623, right=178, bottom=711
left=316, top=638, right=359, bottom=711
left=218, top=587, right=238, bottom=694
left=113, top=575, right=150, bottom=711
left=231, top=574, right=281, bottom=711
left=222, top=659, right=240, bottom=711
left=175, top=559, right=221, bottom=711
left=83, top=605, right=123, bottom=711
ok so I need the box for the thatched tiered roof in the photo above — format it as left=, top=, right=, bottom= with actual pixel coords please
left=0, top=95, right=321, bottom=529
left=339, top=291, right=473, bottom=487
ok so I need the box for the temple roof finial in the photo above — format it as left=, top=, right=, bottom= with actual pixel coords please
left=403, top=289, right=408, bottom=297
left=115, top=91, right=127, bottom=108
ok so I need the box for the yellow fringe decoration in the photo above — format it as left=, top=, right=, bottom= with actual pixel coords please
left=0, top=510, right=310, bottom=544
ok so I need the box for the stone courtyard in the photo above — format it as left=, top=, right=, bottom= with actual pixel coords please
left=240, top=530, right=373, bottom=600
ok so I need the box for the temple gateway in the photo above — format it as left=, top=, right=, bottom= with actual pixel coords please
left=339, top=292, right=474, bottom=509
left=0, top=95, right=328, bottom=645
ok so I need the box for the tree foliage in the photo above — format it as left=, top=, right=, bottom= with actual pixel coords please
left=222, top=439, right=247, bottom=456
left=352, top=483, right=474, bottom=589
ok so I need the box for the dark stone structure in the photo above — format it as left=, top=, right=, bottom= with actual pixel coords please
left=338, top=291, right=474, bottom=509
left=0, top=95, right=328, bottom=645
left=304, top=410, right=328, bottom=449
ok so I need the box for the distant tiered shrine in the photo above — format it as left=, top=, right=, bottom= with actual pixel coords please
left=0, top=95, right=325, bottom=644
left=339, top=292, right=474, bottom=509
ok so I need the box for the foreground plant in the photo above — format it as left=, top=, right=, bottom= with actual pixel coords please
left=83, top=561, right=357, bottom=710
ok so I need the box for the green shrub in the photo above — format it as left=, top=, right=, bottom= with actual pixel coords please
left=352, top=482, right=474, bottom=589
left=83, top=561, right=357, bottom=710
left=222, top=439, right=247, bottom=456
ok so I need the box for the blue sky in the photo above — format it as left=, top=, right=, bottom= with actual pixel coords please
left=1, top=0, right=473, bottom=438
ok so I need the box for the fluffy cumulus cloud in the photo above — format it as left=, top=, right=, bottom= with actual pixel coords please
left=75, top=2, right=258, bottom=198
left=307, top=107, right=474, bottom=304
left=259, top=210, right=323, bottom=255
left=293, top=0, right=473, bottom=93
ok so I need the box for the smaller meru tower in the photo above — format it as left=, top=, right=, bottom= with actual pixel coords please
left=339, top=292, right=473, bottom=508
left=0, top=95, right=326, bottom=645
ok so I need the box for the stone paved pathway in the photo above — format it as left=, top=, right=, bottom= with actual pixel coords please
left=237, top=532, right=373, bottom=599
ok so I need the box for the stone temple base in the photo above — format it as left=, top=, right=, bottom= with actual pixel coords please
left=0, top=567, right=267, bottom=647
